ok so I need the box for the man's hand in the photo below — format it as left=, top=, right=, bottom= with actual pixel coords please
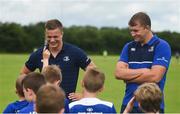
left=126, top=65, right=166, bottom=84
left=115, top=61, right=142, bottom=81
left=68, top=92, right=83, bottom=101
left=125, top=68, right=150, bottom=83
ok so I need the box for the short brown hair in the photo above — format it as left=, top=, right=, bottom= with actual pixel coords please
left=36, top=84, right=65, bottom=113
left=45, top=19, right=63, bottom=31
left=42, top=65, right=62, bottom=84
left=22, top=72, right=46, bottom=94
left=128, top=12, right=151, bottom=28
left=134, top=83, right=162, bottom=113
left=83, top=68, right=105, bottom=92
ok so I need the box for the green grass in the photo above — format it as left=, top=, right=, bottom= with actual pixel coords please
left=0, top=54, right=180, bottom=112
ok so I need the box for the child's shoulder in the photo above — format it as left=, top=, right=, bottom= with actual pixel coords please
left=3, top=100, right=29, bottom=113
left=69, top=98, right=114, bottom=108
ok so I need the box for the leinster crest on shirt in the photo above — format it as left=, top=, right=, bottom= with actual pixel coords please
left=63, top=56, right=70, bottom=62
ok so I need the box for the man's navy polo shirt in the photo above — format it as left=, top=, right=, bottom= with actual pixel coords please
left=119, top=35, right=171, bottom=109
left=25, top=42, right=91, bottom=96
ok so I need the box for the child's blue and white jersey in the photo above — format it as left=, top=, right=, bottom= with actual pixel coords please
left=69, top=98, right=116, bottom=113
left=19, top=101, right=35, bottom=114
left=3, top=100, right=29, bottom=113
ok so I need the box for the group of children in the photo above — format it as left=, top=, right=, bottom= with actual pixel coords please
left=3, top=64, right=163, bottom=113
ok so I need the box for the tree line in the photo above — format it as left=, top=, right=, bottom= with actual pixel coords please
left=0, top=22, right=180, bottom=54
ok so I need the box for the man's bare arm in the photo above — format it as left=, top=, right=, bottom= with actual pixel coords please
left=20, top=65, right=32, bottom=75
left=127, top=65, right=166, bottom=84
left=114, top=61, right=144, bottom=81
left=85, top=61, right=96, bottom=70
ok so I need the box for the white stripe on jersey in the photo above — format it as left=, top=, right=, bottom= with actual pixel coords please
left=69, top=98, right=113, bottom=109
left=128, top=61, right=153, bottom=64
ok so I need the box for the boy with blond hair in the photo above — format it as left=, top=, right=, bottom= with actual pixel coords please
left=41, top=65, right=62, bottom=85
left=68, top=68, right=116, bottom=113
left=123, top=83, right=162, bottom=113
left=41, top=65, right=70, bottom=112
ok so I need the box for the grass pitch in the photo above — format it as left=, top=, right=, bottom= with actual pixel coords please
left=0, top=54, right=180, bottom=112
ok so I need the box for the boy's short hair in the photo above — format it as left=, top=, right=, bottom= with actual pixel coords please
left=16, top=75, right=26, bottom=97
left=41, top=65, right=62, bottom=84
left=134, top=83, right=162, bottom=113
left=36, top=84, right=65, bottom=113
left=22, top=72, right=46, bottom=94
left=128, top=12, right=151, bottom=28
left=83, top=68, right=105, bottom=93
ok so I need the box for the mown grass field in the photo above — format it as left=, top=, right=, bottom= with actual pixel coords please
left=0, top=54, right=180, bottom=112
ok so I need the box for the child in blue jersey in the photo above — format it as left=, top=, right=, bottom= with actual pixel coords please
left=68, top=68, right=116, bottom=113
left=41, top=65, right=62, bottom=86
left=3, top=75, right=29, bottom=113
left=123, top=83, right=162, bottom=113
left=19, top=72, right=46, bottom=113
left=36, top=84, right=65, bottom=113
left=41, top=65, right=70, bottom=113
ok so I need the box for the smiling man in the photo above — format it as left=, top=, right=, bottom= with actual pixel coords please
left=115, top=12, right=171, bottom=113
left=20, top=19, right=96, bottom=98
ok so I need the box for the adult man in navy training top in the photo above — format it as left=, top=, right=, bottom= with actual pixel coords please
left=115, top=12, right=171, bottom=113
left=20, top=19, right=96, bottom=97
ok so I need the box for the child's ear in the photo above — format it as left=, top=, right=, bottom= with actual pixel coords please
left=27, top=88, right=34, bottom=96
left=145, top=25, right=150, bottom=30
left=55, top=80, right=61, bottom=86
left=61, top=32, right=64, bottom=37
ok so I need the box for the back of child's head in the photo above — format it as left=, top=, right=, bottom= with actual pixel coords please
left=83, top=68, right=105, bottom=93
left=16, top=74, right=26, bottom=97
left=22, top=72, right=46, bottom=95
left=134, top=83, right=162, bottom=113
left=41, top=65, right=62, bottom=84
left=36, top=84, right=65, bottom=113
